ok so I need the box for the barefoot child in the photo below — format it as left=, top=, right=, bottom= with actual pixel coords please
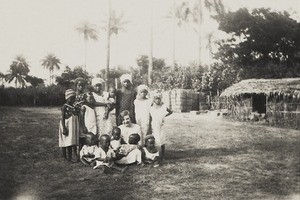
left=58, top=89, right=79, bottom=162
left=80, top=132, right=99, bottom=167
left=149, top=91, right=173, bottom=161
left=142, top=135, right=160, bottom=167
left=134, top=84, right=152, bottom=146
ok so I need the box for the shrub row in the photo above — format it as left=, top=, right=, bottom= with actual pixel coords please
left=0, top=85, right=65, bottom=106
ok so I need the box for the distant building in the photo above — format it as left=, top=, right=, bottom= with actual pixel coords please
left=220, top=78, right=300, bottom=129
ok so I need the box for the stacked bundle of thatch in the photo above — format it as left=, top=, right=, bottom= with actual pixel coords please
left=162, top=89, right=199, bottom=112
left=220, top=78, right=300, bottom=99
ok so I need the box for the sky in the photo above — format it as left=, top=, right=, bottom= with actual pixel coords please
left=0, top=0, right=299, bottom=84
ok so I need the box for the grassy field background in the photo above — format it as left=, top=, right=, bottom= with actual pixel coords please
left=0, top=106, right=299, bottom=200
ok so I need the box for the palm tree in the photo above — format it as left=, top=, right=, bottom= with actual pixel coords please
left=41, top=53, right=61, bottom=85
left=167, top=1, right=191, bottom=69
left=103, top=6, right=128, bottom=90
left=76, top=21, right=98, bottom=71
left=5, top=55, right=30, bottom=88
left=174, top=0, right=225, bottom=66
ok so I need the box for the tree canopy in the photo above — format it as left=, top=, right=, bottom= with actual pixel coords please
left=215, top=8, right=300, bottom=79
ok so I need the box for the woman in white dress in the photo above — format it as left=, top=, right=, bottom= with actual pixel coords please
left=92, top=78, right=109, bottom=137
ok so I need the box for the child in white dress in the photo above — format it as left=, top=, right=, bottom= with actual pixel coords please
left=81, top=93, right=97, bottom=135
left=80, top=133, right=100, bottom=167
left=134, top=84, right=152, bottom=146
left=93, top=134, right=126, bottom=172
left=149, top=91, right=173, bottom=161
left=142, top=135, right=160, bottom=167
left=58, top=89, right=79, bottom=162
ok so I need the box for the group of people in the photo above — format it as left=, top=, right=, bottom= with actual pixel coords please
left=58, top=74, right=172, bottom=172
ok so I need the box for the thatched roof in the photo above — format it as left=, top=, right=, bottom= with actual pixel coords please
left=220, top=78, right=300, bottom=98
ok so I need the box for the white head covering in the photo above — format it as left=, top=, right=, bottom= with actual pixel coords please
left=137, top=84, right=149, bottom=93
left=152, top=90, right=162, bottom=99
left=120, top=74, right=132, bottom=84
left=92, top=78, right=105, bottom=86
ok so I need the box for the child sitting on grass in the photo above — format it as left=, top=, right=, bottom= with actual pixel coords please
left=80, top=132, right=99, bottom=167
left=114, top=133, right=143, bottom=165
left=110, top=127, right=123, bottom=152
left=142, top=135, right=160, bottom=167
left=93, top=134, right=126, bottom=172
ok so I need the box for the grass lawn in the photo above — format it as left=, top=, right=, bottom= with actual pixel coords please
left=0, top=107, right=299, bottom=200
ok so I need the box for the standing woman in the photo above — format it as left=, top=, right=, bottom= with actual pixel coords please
left=116, top=74, right=137, bottom=126
left=92, top=78, right=109, bottom=136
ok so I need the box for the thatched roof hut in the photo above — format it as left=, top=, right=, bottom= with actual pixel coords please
left=220, top=78, right=300, bottom=99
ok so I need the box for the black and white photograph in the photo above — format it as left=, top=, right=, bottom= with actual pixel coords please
left=0, top=0, right=299, bottom=199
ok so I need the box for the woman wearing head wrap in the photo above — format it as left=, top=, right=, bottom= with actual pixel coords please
left=58, top=89, right=79, bottom=162
left=133, top=84, right=152, bottom=146
left=116, top=74, right=137, bottom=126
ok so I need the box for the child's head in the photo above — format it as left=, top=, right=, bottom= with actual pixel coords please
left=153, top=91, right=162, bottom=105
left=120, top=74, right=132, bottom=89
left=74, top=77, right=86, bottom=93
left=120, top=110, right=131, bottom=126
left=128, top=133, right=140, bottom=145
left=137, top=85, right=149, bottom=99
left=86, top=93, right=95, bottom=105
left=99, top=134, right=111, bottom=149
left=65, top=89, right=76, bottom=104
left=108, top=87, right=117, bottom=98
left=112, top=127, right=121, bottom=140
left=85, top=132, right=97, bottom=146
left=144, top=135, right=155, bottom=148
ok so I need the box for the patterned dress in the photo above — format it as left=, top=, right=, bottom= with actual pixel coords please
left=93, top=91, right=109, bottom=136
left=74, top=92, right=87, bottom=138
left=116, top=89, right=137, bottom=126
left=58, top=104, right=79, bottom=147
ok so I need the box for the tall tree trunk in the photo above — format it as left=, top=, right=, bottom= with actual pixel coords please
left=84, top=41, right=87, bottom=72
left=172, top=0, right=176, bottom=70
left=148, top=1, right=153, bottom=86
left=198, top=0, right=203, bottom=67
left=105, top=0, right=111, bottom=91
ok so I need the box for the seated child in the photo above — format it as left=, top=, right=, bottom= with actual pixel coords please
left=110, top=127, right=123, bottom=152
left=80, top=133, right=99, bottom=167
left=142, top=135, right=160, bottom=167
left=115, top=133, right=142, bottom=165
left=93, top=134, right=126, bottom=172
